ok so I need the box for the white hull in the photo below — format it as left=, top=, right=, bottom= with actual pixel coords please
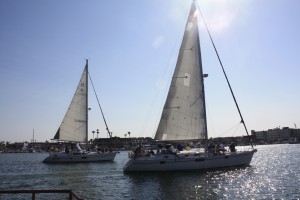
left=43, top=151, right=117, bottom=163
left=123, top=150, right=256, bottom=172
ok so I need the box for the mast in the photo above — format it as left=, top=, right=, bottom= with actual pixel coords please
left=32, top=129, right=35, bottom=143
left=194, top=1, right=208, bottom=141
left=85, top=59, right=89, bottom=144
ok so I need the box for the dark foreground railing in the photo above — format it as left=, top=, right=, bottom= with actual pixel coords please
left=0, top=189, right=84, bottom=200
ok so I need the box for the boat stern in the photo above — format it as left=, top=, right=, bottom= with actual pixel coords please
left=123, top=159, right=134, bottom=172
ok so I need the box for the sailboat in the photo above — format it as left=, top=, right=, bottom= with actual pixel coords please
left=123, top=1, right=257, bottom=172
left=43, top=60, right=117, bottom=163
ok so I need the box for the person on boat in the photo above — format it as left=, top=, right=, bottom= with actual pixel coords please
left=134, top=145, right=143, bottom=157
left=176, top=144, right=183, bottom=152
left=166, top=145, right=177, bottom=155
left=219, top=142, right=226, bottom=153
left=229, top=142, right=236, bottom=152
left=70, top=143, right=76, bottom=152
left=97, top=146, right=101, bottom=152
left=156, top=144, right=162, bottom=154
left=65, top=146, right=69, bottom=154
left=161, top=146, right=167, bottom=153
left=185, top=144, right=191, bottom=151
left=207, top=142, right=215, bottom=153
left=157, top=144, right=168, bottom=154
left=214, top=143, right=220, bottom=155
left=149, top=149, right=155, bottom=156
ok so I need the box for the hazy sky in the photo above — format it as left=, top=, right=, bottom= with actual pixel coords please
left=1, top=0, right=299, bottom=142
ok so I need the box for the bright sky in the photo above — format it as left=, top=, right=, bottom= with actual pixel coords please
left=1, top=0, right=299, bottom=143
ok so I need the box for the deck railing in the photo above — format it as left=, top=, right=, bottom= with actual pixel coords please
left=0, top=189, right=83, bottom=200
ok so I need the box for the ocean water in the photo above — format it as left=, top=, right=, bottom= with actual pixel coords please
left=0, top=144, right=299, bottom=200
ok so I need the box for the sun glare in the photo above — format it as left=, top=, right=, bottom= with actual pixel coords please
left=196, top=0, right=249, bottom=34
left=193, top=10, right=199, bottom=18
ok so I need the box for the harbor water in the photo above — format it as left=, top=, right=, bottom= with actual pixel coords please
left=0, top=144, right=299, bottom=199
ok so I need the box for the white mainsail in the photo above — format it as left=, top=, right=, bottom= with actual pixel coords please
left=53, top=62, right=88, bottom=143
left=154, top=3, right=207, bottom=141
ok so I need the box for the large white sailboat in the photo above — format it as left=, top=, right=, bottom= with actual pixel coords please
left=123, top=1, right=256, bottom=172
left=43, top=60, right=117, bottom=163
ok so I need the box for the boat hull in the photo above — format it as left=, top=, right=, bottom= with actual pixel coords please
left=123, top=150, right=256, bottom=172
left=43, top=151, right=117, bottom=163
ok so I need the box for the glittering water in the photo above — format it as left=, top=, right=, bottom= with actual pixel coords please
left=0, top=144, right=299, bottom=199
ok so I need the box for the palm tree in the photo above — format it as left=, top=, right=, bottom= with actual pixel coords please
left=128, top=132, right=131, bottom=138
left=125, top=134, right=127, bottom=138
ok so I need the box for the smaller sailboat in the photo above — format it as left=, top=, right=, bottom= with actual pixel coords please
left=123, top=1, right=256, bottom=172
left=43, top=60, right=117, bottom=163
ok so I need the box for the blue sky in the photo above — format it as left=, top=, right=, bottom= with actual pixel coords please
left=0, top=0, right=299, bottom=142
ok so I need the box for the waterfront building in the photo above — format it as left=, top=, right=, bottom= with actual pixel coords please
left=252, top=127, right=300, bottom=144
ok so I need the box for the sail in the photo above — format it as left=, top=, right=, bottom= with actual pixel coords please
left=53, top=62, right=88, bottom=143
left=154, top=3, right=207, bottom=141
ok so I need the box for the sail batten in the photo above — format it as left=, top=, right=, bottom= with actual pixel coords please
left=52, top=63, right=88, bottom=143
left=154, top=2, right=207, bottom=141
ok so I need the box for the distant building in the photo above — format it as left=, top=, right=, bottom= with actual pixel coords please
left=93, top=137, right=153, bottom=149
left=252, top=127, right=300, bottom=144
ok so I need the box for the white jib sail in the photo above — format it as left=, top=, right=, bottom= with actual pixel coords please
left=54, top=63, right=88, bottom=143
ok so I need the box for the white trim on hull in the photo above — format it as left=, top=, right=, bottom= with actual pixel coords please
left=43, top=151, right=117, bottom=163
left=123, top=150, right=256, bottom=172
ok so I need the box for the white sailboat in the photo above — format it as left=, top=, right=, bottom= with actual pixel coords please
left=123, top=1, right=257, bottom=172
left=43, top=60, right=117, bottom=163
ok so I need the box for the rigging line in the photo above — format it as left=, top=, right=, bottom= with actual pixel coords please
left=232, top=123, right=241, bottom=136
left=196, top=3, right=254, bottom=149
left=218, top=122, right=241, bottom=137
left=88, top=69, right=112, bottom=139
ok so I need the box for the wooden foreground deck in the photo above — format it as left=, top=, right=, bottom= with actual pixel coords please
left=0, top=189, right=83, bottom=200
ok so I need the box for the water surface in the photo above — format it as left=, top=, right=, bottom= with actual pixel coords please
left=0, top=144, right=299, bottom=199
